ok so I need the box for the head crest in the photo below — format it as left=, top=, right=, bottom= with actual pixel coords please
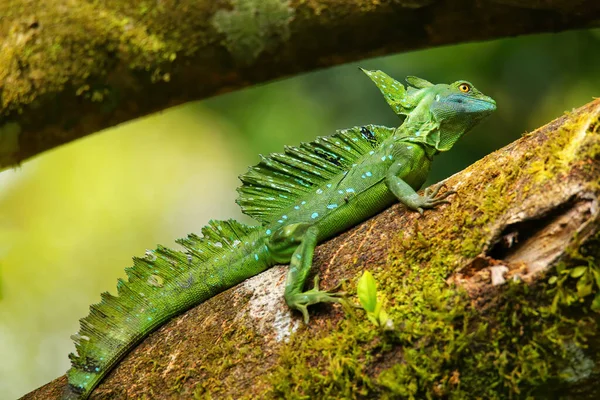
left=360, top=68, right=413, bottom=117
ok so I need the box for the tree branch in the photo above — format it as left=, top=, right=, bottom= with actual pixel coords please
left=1, top=0, right=600, bottom=170
left=23, top=99, right=600, bottom=398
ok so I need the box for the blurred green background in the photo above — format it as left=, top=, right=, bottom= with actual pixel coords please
left=1, top=29, right=599, bottom=398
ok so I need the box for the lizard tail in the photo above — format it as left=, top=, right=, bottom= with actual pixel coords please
left=63, top=219, right=270, bottom=399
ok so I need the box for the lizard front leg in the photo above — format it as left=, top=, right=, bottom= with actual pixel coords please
left=267, top=223, right=344, bottom=323
left=385, top=154, right=455, bottom=214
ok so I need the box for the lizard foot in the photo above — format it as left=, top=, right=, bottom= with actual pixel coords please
left=415, top=182, right=456, bottom=214
left=286, top=276, right=346, bottom=324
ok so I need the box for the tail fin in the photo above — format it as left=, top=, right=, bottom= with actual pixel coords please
left=64, top=220, right=268, bottom=399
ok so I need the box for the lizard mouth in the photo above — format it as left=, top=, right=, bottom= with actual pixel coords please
left=466, top=97, right=497, bottom=113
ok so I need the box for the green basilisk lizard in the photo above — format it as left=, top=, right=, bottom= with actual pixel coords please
left=64, top=69, right=496, bottom=399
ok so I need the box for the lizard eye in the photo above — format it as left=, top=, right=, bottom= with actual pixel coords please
left=458, top=83, right=471, bottom=93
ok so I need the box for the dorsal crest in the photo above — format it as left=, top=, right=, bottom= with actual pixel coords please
left=236, top=125, right=395, bottom=223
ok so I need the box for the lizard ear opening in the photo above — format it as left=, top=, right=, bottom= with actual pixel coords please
left=405, top=76, right=434, bottom=89
left=360, top=68, right=412, bottom=117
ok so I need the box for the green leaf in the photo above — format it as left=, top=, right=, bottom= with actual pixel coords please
left=576, top=276, right=593, bottom=298
left=378, top=309, right=389, bottom=326
left=548, top=276, right=557, bottom=285
left=367, top=313, right=379, bottom=326
left=357, top=271, right=378, bottom=313
left=592, top=293, right=600, bottom=312
left=570, top=266, right=588, bottom=278
left=592, top=269, right=600, bottom=288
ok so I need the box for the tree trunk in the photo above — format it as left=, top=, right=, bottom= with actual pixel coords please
left=2, top=0, right=600, bottom=170
left=22, top=99, right=600, bottom=398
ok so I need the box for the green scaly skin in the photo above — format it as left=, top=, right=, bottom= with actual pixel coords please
left=63, top=69, right=496, bottom=399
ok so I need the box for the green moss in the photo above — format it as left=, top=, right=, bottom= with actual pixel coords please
left=191, top=322, right=266, bottom=398
left=526, top=110, right=597, bottom=182
left=0, top=1, right=203, bottom=115
left=211, top=0, right=295, bottom=65
left=266, top=319, right=378, bottom=399
left=263, top=260, right=599, bottom=399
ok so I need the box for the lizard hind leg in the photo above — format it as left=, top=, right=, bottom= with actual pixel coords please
left=268, top=223, right=345, bottom=323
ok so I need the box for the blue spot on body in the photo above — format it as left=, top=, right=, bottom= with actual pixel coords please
left=254, top=254, right=259, bottom=261
left=266, top=229, right=272, bottom=235
left=338, top=190, right=344, bottom=194
left=278, top=220, right=283, bottom=223
left=388, top=155, right=393, bottom=160
left=316, top=189, right=323, bottom=194
left=366, top=171, right=372, bottom=177
left=294, top=206, right=300, bottom=210
left=301, top=201, right=306, bottom=205
left=148, top=317, right=153, bottom=321
left=282, top=215, right=288, bottom=219
left=381, top=156, right=387, bottom=161
left=361, top=175, right=365, bottom=179
left=311, top=212, right=319, bottom=219
left=327, top=183, right=332, bottom=188
left=346, top=188, right=355, bottom=193
left=369, top=150, right=375, bottom=155
left=407, top=146, right=413, bottom=150
left=327, top=204, right=338, bottom=209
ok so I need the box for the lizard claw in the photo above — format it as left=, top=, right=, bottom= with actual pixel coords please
left=413, top=182, right=456, bottom=213
left=287, top=276, right=347, bottom=324
left=425, top=182, right=454, bottom=198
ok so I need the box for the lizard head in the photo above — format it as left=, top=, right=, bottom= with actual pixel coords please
left=426, top=79, right=496, bottom=151
left=361, top=69, right=496, bottom=152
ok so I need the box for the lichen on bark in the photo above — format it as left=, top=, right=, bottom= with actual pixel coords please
left=211, top=0, right=295, bottom=65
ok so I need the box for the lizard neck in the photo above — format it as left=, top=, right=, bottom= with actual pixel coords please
left=392, top=125, right=438, bottom=160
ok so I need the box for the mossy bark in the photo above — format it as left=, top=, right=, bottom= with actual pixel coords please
left=23, top=99, right=600, bottom=398
left=2, top=0, right=600, bottom=170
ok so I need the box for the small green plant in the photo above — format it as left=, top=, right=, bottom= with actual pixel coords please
left=549, top=260, right=600, bottom=312
left=357, top=271, right=392, bottom=328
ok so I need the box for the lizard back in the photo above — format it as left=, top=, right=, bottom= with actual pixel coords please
left=236, top=124, right=396, bottom=225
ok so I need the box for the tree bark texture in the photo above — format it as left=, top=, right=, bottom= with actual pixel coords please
left=23, top=98, right=600, bottom=398
left=1, top=0, right=600, bottom=170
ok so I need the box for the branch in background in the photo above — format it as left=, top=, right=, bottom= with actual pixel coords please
left=23, top=98, right=600, bottom=398
left=1, top=0, right=600, bottom=170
